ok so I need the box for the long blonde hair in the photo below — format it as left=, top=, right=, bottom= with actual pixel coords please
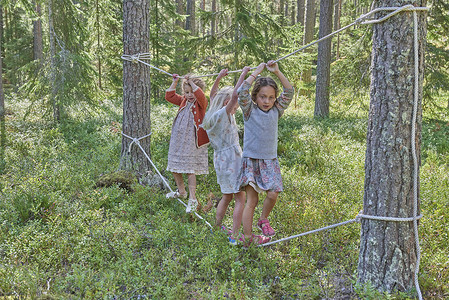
left=202, top=86, right=233, bottom=130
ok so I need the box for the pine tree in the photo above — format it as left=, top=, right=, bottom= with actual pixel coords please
left=358, top=0, right=426, bottom=294
left=121, top=0, right=152, bottom=175
left=314, top=0, right=333, bottom=118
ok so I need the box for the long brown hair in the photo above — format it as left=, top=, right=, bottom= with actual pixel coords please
left=251, top=77, right=278, bottom=102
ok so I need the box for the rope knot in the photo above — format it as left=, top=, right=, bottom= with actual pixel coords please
left=130, top=53, right=141, bottom=63
left=355, top=211, right=363, bottom=223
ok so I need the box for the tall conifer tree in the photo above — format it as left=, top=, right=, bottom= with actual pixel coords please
left=121, top=0, right=152, bottom=175
left=357, top=0, right=426, bottom=294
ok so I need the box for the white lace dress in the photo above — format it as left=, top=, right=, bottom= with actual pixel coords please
left=204, top=107, right=242, bottom=194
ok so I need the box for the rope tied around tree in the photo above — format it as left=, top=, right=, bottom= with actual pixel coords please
left=121, top=53, right=152, bottom=64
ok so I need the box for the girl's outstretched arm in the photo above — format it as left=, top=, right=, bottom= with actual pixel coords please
left=266, top=60, right=293, bottom=90
left=226, top=66, right=250, bottom=115
left=210, top=69, right=228, bottom=100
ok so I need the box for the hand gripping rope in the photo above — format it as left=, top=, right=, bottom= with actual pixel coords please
left=121, top=131, right=212, bottom=229
left=122, top=5, right=427, bottom=299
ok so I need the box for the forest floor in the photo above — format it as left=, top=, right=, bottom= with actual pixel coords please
left=0, top=95, right=448, bottom=299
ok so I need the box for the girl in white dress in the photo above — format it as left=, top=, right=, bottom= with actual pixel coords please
left=201, top=68, right=249, bottom=245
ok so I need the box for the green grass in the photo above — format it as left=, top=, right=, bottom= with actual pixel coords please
left=0, top=95, right=448, bottom=299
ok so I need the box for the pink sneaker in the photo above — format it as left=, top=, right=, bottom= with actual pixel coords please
left=228, top=234, right=244, bottom=246
left=257, top=219, right=276, bottom=237
left=242, top=234, right=271, bottom=248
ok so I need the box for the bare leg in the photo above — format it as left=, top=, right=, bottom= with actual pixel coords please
left=187, top=174, right=197, bottom=201
left=215, top=194, right=233, bottom=227
left=172, top=172, right=187, bottom=196
left=242, top=186, right=259, bottom=239
left=232, top=191, right=246, bottom=237
left=260, top=191, right=279, bottom=220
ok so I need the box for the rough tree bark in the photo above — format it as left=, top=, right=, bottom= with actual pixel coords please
left=357, top=0, right=426, bottom=294
left=121, top=0, right=152, bottom=176
left=314, top=0, right=333, bottom=118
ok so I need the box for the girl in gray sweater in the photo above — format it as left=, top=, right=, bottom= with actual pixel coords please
left=236, top=61, right=294, bottom=246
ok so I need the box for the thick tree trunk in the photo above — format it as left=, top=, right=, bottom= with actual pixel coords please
left=121, top=0, right=152, bottom=175
left=33, top=1, right=43, bottom=61
left=301, top=0, right=315, bottom=92
left=314, top=0, right=333, bottom=118
left=357, top=0, right=426, bottom=294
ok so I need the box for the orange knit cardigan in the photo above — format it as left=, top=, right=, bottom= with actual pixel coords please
left=165, top=88, right=210, bottom=148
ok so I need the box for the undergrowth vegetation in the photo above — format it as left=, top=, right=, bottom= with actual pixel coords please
left=0, top=95, right=448, bottom=299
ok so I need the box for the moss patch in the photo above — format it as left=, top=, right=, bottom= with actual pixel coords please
left=96, top=170, right=138, bottom=192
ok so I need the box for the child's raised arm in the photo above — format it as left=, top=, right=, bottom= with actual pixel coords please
left=167, top=74, right=180, bottom=91
left=245, top=63, right=266, bottom=85
left=210, top=69, right=228, bottom=100
left=266, top=60, right=293, bottom=90
left=227, top=66, right=251, bottom=115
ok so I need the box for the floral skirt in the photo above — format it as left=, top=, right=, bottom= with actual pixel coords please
left=236, top=157, right=283, bottom=193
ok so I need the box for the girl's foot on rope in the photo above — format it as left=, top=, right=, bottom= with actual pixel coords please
left=242, top=234, right=271, bottom=248
left=186, top=198, right=198, bottom=213
left=257, top=219, right=276, bottom=237
left=166, top=189, right=187, bottom=199
left=228, top=233, right=244, bottom=246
